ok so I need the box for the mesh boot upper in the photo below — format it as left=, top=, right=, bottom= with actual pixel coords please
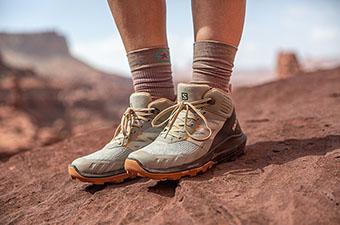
left=128, top=83, right=235, bottom=170
left=71, top=92, right=174, bottom=176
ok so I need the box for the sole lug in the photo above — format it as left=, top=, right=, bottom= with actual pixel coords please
left=124, top=159, right=216, bottom=181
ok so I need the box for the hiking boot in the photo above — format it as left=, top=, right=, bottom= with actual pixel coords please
left=124, top=83, right=246, bottom=180
left=68, top=92, right=174, bottom=184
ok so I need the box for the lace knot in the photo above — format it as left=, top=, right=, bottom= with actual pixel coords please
left=152, top=98, right=213, bottom=141
left=114, top=107, right=155, bottom=145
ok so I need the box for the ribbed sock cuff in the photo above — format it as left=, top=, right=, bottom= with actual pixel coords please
left=127, top=47, right=175, bottom=100
left=192, top=40, right=237, bottom=92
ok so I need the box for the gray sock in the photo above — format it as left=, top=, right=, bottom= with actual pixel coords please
left=192, top=40, right=237, bottom=92
left=127, top=47, right=175, bottom=100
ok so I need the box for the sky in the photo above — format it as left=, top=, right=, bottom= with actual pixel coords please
left=1, top=0, right=340, bottom=76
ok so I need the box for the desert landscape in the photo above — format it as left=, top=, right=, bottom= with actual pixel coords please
left=0, top=31, right=339, bottom=224
left=0, top=32, right=132, bottom=158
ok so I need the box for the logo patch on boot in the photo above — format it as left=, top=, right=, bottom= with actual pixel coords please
left=181, top=92, right=189, bottom=100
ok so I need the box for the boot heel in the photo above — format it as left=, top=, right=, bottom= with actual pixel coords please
left=213, top=135, right=247, bottom=163
left=226, top=140, right=246, bottom=162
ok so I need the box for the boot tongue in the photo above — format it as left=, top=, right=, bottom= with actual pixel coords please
left=177, top=83, right=211, bottom=102
left=129, top=92, right=152, bottom=109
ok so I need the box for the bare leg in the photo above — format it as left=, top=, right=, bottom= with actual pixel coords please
left=107, top=0, right=175, bottom=100
left=108, top=0, right=168, bottom=52
left=192, top=0, right=246, bottom=47
left=68, top=0, right=174, bottom=185
left=191, top=0, right=246, bottom=91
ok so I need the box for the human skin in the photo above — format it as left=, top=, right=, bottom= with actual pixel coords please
left=107, top=0, right=168, bottom=52
left=108, top=0, right=246, bottom=51
left=192, top=0, right=246, bottom=47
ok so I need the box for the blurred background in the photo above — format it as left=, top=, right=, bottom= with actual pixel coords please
left=1, top=0, right=340, bottom=159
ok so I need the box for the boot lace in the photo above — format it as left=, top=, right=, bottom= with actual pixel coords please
left=114, top=107, right=155, bottom=145
left=152, top=98, right=213, bottom=141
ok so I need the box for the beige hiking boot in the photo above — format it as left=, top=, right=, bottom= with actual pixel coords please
left=125, top=83, right=246, bottom=180
left=68, top=92, right=174, bottom=184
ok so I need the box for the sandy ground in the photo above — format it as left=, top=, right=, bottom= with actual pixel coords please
left=1, top=68, right=340, bottom=225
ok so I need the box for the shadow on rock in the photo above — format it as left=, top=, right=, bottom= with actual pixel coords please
left=84, top=177, right=143, bottom=194
left=191, top=134, right=340, bottom=181
left=83, top=135, right=340, bottom=194
left=84, top=184, right=107, bottom=194
left=148, top=180, right=180, bottom=198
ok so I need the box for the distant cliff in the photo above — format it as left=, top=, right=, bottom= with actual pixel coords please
left=0, top=31, right=69, bottom=58
left=0, top=31, right=132, bottom=157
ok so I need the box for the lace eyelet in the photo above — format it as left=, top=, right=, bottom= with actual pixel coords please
left=208, top=99, right=216, bottom=105
left=153, top=108, right=160, bottom=113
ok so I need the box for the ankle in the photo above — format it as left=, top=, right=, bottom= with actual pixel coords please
left=192, top=40, right=237, bottom=92
left=127, top=47, right=175, bottom=100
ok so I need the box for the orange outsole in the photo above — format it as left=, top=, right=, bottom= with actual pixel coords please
left=68, top=166, right=133, bottom=184
left=124, top=159, right=215, bottom=181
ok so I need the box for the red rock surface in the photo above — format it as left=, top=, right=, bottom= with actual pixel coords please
left=1, top=67, right=339, bottom=225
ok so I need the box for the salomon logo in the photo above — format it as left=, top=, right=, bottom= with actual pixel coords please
left=181, top=92, right=189, bottom=100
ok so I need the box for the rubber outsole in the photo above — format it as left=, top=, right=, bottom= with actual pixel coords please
left=124, top=159, right=215, bottom=181
left=68, top=166, right=134, bottom=184
left=124, top=140, right=246, bottom=181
